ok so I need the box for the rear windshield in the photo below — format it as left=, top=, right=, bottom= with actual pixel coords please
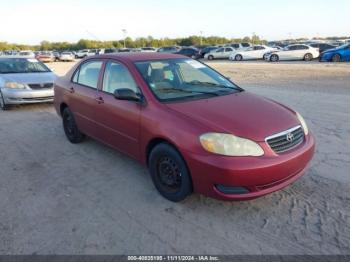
left=0, top=58, right=50, bottom=74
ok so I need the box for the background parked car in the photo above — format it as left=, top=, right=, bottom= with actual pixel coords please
left=157, top=46, right=181, bottom=53
left=76, top=49, right=90, bottom=58
left=176, top=47, right=200, bottom=59
left=319, top=44, right=350, bottom=62
left=59, top=52, right=75, bottom=62
left=141, top=47, right=157, bottom=52
left=229, top=45, right=277, bottom=61
left=204, top=47, right=235, bottom=60
left=227, top=43, right=252, bottom=51
left=310, top=43, right=336, bottom=53
left=0, top=57, right=56, bottom=110
left=18, top=51, right=35, bottom=58
left=36, top=51, right=55, bottom=63
left=104, top=48, right=118, bottom=54
left=265, top=44, right=319, bottom=62
left=198, top=46, right=218, bottom=58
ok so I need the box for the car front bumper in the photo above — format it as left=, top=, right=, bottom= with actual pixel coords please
left=1, top=88, right=54, bottom=104
left=183, top=133, right=315, bottom=201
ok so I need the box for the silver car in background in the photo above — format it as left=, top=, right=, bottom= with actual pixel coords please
left=0, top=57, right=56, bottom=110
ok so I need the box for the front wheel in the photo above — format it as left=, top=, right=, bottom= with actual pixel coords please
left=62, top=107, right=85, bottom=143
left=304, top=53, right=313, bottom=61
left=235, top=54, right=243, bottom=61
left=270, top=54, right=279, bottom=62
left=331, top=54, right=341, bottom=62
left=149, top=143, right=193, bottom=202
left=208, top=55, right=214, bottom=60
left=0, top=91, right=9, bottom=110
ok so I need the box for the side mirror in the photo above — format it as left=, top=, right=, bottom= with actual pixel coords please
left=114, top=88, right=143, bottom=102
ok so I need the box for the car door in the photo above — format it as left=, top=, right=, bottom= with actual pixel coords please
left=93, top=60, right=141, bottom=159
left=342, top=45, right=350, bottom=61
left=223, top=48, right=234, bottom=58
left=279, top=46, right=295, bottom=60
left=214, top=48, right=225, bottom=58
left=69, top=59, right=104, bottom=138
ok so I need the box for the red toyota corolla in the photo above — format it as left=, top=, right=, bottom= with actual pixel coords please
left=54, top=53, right=315, bottom=202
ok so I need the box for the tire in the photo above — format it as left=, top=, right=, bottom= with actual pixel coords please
left=62, top=107, right=85, bottom=143
left=148, top=143, right=193, bottom=202
left=235, top=54, right=243, bottom=61
left=0, top=90, right=9, bottom=110
left=304, top=53, right=313, bottom=61
left=208, top=55, right=214, bottom=60
left=331, top=54, right=341, bottom=62
left=270, top=54, right=279, bottom=62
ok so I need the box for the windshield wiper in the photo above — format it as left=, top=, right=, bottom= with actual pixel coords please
left=184, top=81, right=233, bottom=89
left=160, top=87, right=220, bottom=96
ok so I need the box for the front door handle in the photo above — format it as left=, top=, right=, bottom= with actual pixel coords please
left=95, top=97, right=104, bottom=104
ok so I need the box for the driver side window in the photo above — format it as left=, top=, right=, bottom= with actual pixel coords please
left=102, top=61, right=139, bottom=95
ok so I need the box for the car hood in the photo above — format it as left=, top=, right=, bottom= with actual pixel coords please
left=1, top=72, right=56, bottom=84
left=165, top=91, right=300, bottom=142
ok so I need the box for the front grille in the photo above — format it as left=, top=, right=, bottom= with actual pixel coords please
left=266, top=126, right=304, bottom=154
left=28, top=83, right=54, bottom=90
left=22, top=96, right=54, bottom=101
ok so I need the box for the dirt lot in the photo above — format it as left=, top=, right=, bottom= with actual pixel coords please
left=1, top=60, right=350, bottom=255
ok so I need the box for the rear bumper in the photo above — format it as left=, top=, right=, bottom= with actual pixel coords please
left=184, top=133, right=315, bottom=201
left=2, top=88, right=54, bottom=104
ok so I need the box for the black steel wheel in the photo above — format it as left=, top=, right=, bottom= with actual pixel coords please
left=149, top=143, right=192, bottom=202
left=62, top=107, right=85, bottom=143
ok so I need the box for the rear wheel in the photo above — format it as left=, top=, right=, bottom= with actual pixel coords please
left=62, top=107, right=85, bottom=143
left=331, top=54, right=341, bottom=62
left=149, top=143, right=193, bottom=202
left=208, top=55, right=214, bottom=60
left=0, top=91, right=9, bottom=110
left=235, top=54, right=243, bottom=61
left=304, top=53, right=313, bottom=61
left=270, top=54, right=279, bottom=62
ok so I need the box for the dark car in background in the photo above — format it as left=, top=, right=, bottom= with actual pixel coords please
left=176, top=47, right=200, bottom=59
left=198, top=46, right=217, bottom=58
left=157, top=46, right=180, bottom=53
left=310, top=43, right=336, bottom=53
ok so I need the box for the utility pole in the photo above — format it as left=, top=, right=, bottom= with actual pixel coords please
left=122, top=29, right=127, bottom=48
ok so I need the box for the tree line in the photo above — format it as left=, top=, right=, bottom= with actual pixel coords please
left=0, top=35, right=265, bottom=51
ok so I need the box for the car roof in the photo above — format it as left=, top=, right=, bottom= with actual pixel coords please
left=94, top=52, right=186, bottom=62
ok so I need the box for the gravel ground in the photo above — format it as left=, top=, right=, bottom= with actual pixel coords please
left=0, top=60, right=350, bottom=255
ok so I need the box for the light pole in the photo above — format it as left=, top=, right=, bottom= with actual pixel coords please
left=122, top=29, right=127, bottom=48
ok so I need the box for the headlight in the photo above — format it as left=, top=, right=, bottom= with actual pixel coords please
left=5, top=81, right=26, bottom=89
left=296, top=112, right=309, bottom=135
left=199, top=133, right=264, bottom=157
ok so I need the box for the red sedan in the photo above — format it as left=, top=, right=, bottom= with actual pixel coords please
left=54, top=53, right=315, bottom=202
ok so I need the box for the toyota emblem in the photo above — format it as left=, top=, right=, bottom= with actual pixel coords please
left=286, top=133, right=294, bottom=142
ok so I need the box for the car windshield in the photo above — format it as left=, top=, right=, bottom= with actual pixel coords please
left=135, top=58, right=241, bottom=102
left=0, top=58, right=51, bottom=74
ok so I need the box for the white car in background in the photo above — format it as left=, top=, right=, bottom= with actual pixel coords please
left=75, top=49, right=90, bottom=58
left=204, top=47, right=235, bottom=60
left=229, top=45, right=277, bottom=61
left=265, top=44, right=319, bottom=62
left=59, top=52, right=75, bottom=62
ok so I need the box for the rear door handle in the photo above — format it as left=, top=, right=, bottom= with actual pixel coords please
left=69, top=87, right=75, bottom=93
left=95, top=97, right=104, bottom=104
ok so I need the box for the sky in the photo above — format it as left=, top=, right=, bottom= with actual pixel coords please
left=1, top=0, right=349, bottom=45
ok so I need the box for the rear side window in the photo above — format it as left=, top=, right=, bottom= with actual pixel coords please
left=73, top=61, right=103, bottom=89
left=241, top=43, right=250, bottom=47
